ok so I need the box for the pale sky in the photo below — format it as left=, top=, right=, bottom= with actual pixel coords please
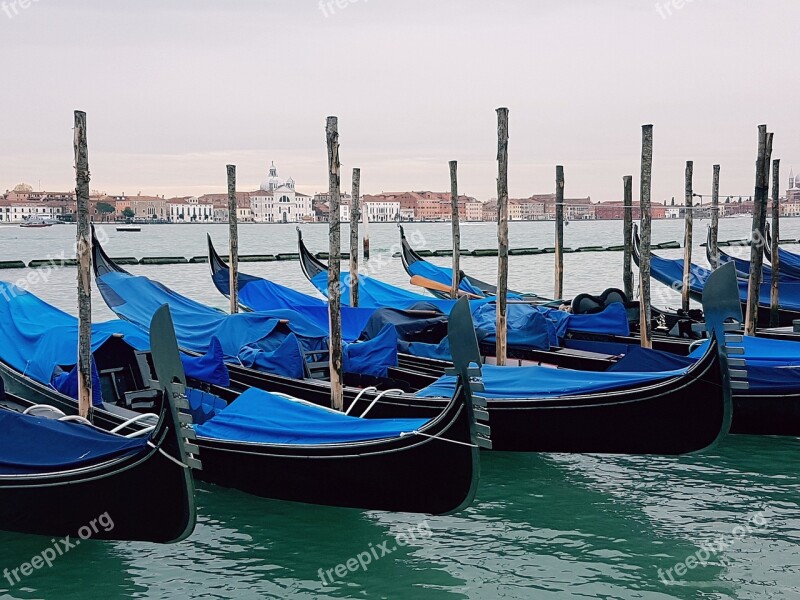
left=0, top=0, right=797, bottom=203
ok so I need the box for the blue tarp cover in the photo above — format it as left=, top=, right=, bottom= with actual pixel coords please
left=689, top=335, right=800, bottom=393
left=415, top=362, right=690, bottom=399
left=648, top=252, right=800, bottom=310
left=0, top=409, right=147, bottom=475
left=195, top=387, right=428, bottom=445
left=0, top=282, right=229, bottom=396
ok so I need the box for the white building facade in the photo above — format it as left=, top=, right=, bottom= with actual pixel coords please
left=363, top=199, right=400, bottom=222
left=250, top=162, right=314, bottom=223
left=168, top=197, right=215, bottom=222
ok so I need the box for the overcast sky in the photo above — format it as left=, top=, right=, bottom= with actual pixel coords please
left=0, top=0, right=796, bottom=202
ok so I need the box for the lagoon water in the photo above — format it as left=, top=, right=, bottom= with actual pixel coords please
left=0, top=219, right=799, bottom=599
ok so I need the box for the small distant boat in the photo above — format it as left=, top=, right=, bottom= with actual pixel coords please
left=20, top=218, right=53, bottom=228
left=117, top=224, right=142, bottom=232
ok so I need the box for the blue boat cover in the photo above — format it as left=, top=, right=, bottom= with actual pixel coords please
left=343, top=324, right=398, bottom=377
left=773, top=245, right=800, bottom=279
left=0, top=282, right=229, bottom=401
left=97, top=271, right=398, bottom=379
left=195, top=387, right=428, bottom=445
left=689, top=335, right=800, bottom=393
left=415, top=362, right=690, bottom=399
left=0, top=409, right=147, bottom=475
left=213, top=266, right=327, bottom=310
left=647, top=252, right=800, bottom=310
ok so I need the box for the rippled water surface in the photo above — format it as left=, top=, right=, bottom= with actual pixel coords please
left=0, top=220, right=798, bottom=599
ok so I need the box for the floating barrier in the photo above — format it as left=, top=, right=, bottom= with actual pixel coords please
left=275, top=253, right=300, bottom=261
left=0, top=260, right=25, bottom=269
left=575, top=245, right=604, bottom=252
left=139, top=257, right=188, bottom=265
left=655, top=241, right=681, bottom=249
left=471, top=248, right=498, bottom=257
left=28, top=258, right=77, bottom=267
left=508, top=248, right=543, bottom=256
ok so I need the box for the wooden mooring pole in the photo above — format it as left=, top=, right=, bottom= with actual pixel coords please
left=350, top=167, right=360, bottom=307
left=639, top=124, right=654, bottom=349
left=554, top=165, right=564, bottom=300
left=622, top=175, right=633, bottom=300
left=74, top=110, right=92, bottom=419
left=681, top=160, right=693, bottom=312
left=227, top=164, right=239, bottom=314
left=450, top=160, right=460, bottom=298
left=710, top=164, right=720, bottom=269
left=496, top=107, right=509, bottom=366
left=326, top=116, right=344, bottom=410
left=770, top=158, right=781, bottom=326
left=745, top=125, right=772, bottom=335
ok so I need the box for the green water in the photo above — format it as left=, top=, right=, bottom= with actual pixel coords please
left=1, top=435, right=798, bottom=599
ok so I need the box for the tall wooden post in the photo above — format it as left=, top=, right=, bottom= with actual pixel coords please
left=554, top=165, right=565, bottom=300
left=710, top=164, right=720, bottom=269
left=639, top=124, right=654, bottom=349
left=495, top=107, right=509, bottom=366
left=744, top=125, right=772, bottom=335
left=349, top=168, right=360, bottom=307
left=74, top=110, right=92, bottom=419
left=449, top=160, right=461, bottom=298
left=226, top=164, right=239, bottom=314
left=622, top=175, right=633, bottom=299
left=326, top=116, right=344, bottom=410
left=770, top=158, right=781, bottom=326
left=681, top=161, right=694, bottom=311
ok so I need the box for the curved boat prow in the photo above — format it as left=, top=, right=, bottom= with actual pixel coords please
left=297, top=227, right=327, bottom=282
left=91, top=225, right=130, bottom=277
left=700, top=261, right=743, bottom=447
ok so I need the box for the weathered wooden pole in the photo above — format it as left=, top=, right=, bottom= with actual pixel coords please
left=710, top=164, right=720, bottom=269
left=744, top=125, right=772, bottom=335
left=681, top=161, right=694, bottom=312
left=326, top=116, right=344, bottom=410
left=449, top=160, right=461, bottom=298
left=622, top=175, right=633, bottom=299
left=639, top=124, right=654, bottom=349
left=770, top=158, right=781, bottom=326
left=349, top=167, right=360, bottom=307
left=226, top=164, right=239, bottom=314
left=495, top=107, right=509, bottom=366
left=362, top=198, right=370, bottom=260
left=74, top=110, right=92, bottom=419
left=554, top=165, right=565, bottom=300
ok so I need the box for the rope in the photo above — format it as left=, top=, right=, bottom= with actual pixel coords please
left=400, top=430, right=478, bottom=448
left=147, top=441, right=190, bottom=469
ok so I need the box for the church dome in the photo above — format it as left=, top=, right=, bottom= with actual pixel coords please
left=13, top=183, right=33, bottom=193
left=260, top=161, right=287, bottom=192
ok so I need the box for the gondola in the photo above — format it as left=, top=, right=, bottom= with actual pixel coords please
left=1, top=277, right=485, bottom=515
left=0, top=306, right=199, bottom=543
left=632, top=224, right=800, bottom=327
left=765, top=228, right=800, bottom=280
left=707, top=226, right=800, bottom=282
left=399, top=224, right=553, bottom=301
left=96, top=235, right=732, bottom=455
left=300, top=227, right=696, bottom=355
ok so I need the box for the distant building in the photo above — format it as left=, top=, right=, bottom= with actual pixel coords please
left=168, top=196, right=215, bottom=222
left=786, top=169, right=800, bottom=216
left=250, top=162, right=313, bottom=223
left=114, top=193, right=167, bottom=221
left=198, top=192, right=253, bottom=222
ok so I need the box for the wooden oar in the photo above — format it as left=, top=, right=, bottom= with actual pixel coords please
left=409, top=275, right=482, bottom=299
